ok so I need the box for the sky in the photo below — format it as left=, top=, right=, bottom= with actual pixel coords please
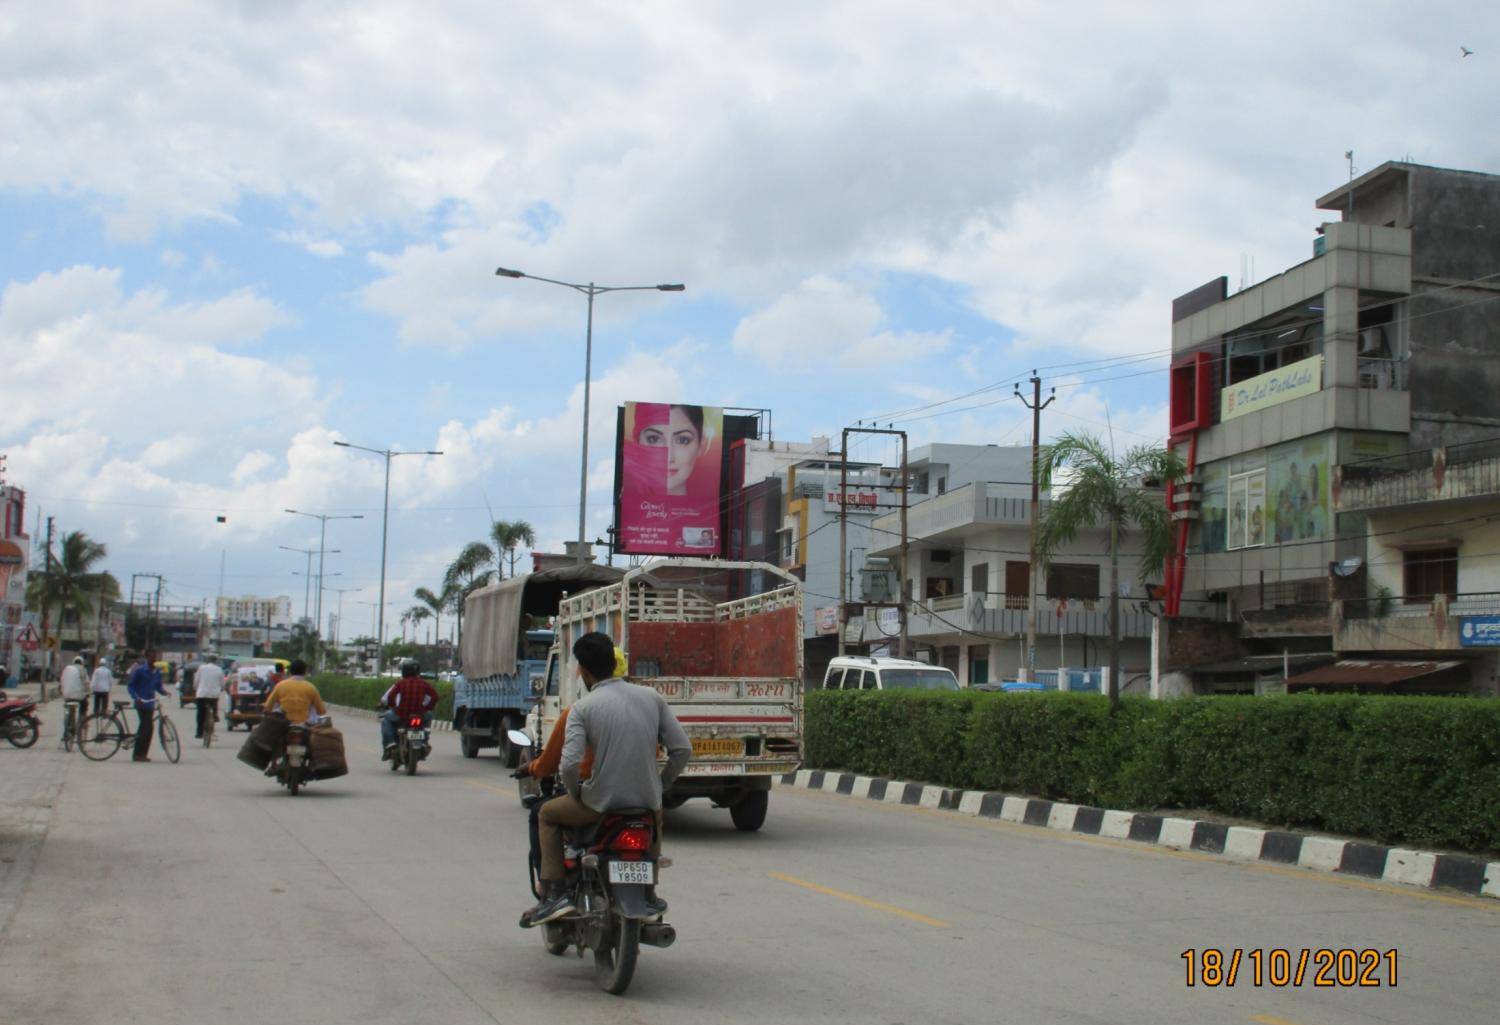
left=2, top=1, right=1496, bottom=642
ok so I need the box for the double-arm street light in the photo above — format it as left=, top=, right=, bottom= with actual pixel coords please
left=285, top=509, right=363, bottom=668
left=279, top=545, right=339, bottom=630
left=333, top=441, right=443, bottom=677
left=495, top=267, right=685, bottom=562
left=325, top=586, right=362, bottom=652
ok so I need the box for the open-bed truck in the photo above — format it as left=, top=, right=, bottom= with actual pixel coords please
left=532, top=559, right=803, bottom=831
left=457, top=564, right=624, bottom=766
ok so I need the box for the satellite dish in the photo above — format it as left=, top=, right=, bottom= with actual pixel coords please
left=1332, top=556, right=1364, bottom=577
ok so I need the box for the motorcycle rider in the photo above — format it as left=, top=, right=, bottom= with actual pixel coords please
left=520, top=631, right=691, bottom=928
left=261, top=659, right=328, bottom=725
left=379, top=661, right=439, bottom=761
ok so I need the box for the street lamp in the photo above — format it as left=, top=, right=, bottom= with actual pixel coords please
left=280, top=545, right=339, bottom=629
left=284, top=509, right=363, bottom=669
left=495, top=266, right=685, bottom=562
left=333, top=440, right=442, bottom=677
left=325, top=586, right=362, bottom=653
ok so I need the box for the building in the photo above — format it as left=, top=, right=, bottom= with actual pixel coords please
left=0, top=483, right=30, bottom=678
left=1164, top=161, right=1500, bottom=695
left=860, top=445, right=1156, bottom=687
left=215, top=595, right=293, bottom=630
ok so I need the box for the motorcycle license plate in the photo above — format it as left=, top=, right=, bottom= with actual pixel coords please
left=607, top=861, right=655, bottom=885
left=407, top=730, right=427, bottom=741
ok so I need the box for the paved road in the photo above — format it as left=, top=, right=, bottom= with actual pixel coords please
left=2, top=706, right=1497, bottom=1025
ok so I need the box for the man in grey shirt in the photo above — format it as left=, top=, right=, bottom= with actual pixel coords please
left=522, top=631, right=691, bottom=928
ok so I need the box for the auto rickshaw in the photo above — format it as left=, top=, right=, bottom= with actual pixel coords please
left=226, top=658, right=289, bottom=731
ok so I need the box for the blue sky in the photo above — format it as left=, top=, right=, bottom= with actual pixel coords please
left=2, top=1, right=1496, bottom=640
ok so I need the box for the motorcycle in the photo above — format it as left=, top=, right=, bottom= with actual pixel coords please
left=391, top=713, right=430, bottom=775
left=271, top=721, right=312, bottom=795
left=508, top=730, right=675, bottom=995
left=0, top=698, right=40, bottom=748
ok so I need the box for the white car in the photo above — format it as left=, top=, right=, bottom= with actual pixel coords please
left=822, top=656, right=961, bottom=691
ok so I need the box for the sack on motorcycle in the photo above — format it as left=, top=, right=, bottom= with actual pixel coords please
left=248, top=714, right=289, bottom=753
left=308, top=725, right=348, bottom=779
left=236, top=735, right=274, bottom=770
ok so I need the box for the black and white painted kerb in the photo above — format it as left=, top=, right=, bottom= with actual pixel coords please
left=778, top=769, right=1500, bottom=900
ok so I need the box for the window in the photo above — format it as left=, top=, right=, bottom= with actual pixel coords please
left=1227, top=469, right=1267, bottom=549
left=1004, top=561, right=1030, bottom=608
left=1046, top=564, right=1100, bottom=601
left=545, top=657, right=560, bottom=696
left=970, top=561, right=988, bottom=597
left=860, top=670, right=878, bottom=691
left=1224, top=322, right=1324, bottom=387
left=968, top=646, right=989, bottom=686
left=1403, top=548, right=1457, bottom=603
left=823, top=666, right=843, bottom=689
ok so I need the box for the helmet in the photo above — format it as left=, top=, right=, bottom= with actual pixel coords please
left=401, top=661, right=420, bottom=677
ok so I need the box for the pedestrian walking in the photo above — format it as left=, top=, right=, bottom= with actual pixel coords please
left=193, top=655, right=225, bottom=739
left=126, top=651, right=168, bottom=762
left=60, top=656, right=89, bottom=738
left=90, top=657, right=115, bottom=717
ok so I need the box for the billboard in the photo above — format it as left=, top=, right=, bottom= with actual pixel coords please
left=616, top=402, right=726, bottom=555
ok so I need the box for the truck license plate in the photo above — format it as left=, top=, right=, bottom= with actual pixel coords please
left=691, top=738, right=744, bottom=757
left=608, top=861, right=655, bottom=885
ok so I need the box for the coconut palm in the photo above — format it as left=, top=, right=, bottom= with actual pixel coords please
left=1035, top=431, right=1184, bottom=709
left=490, top=520, right=536, bottom=580
left=26, top=530, right=120, bottom=644
left=444, top=541, right=495, bottom=658
left=413, top=586, right=449, bottom=649
left=403, top=604, right=431, bottom=644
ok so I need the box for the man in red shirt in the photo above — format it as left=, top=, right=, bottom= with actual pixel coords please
left=380, top=661, right=440, bottom=760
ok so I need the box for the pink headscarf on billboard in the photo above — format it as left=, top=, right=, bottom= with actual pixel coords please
left=618, top=403, right=723, bottom=554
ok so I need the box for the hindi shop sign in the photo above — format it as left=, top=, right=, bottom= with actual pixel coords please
left=1221, top=354, right=1323, bottom=422
left=1460, top=615, right=1500, bottom=647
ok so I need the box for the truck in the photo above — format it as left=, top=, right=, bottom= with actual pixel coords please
left=531, top=559, right=804, bottom=832
left=455, top=564, right=624, bottom=765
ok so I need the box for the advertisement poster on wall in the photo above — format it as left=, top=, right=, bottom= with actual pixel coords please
left=1228, top=469, right=1266, bottom=550
left=1197, top=461, right=1227, bottom=553
left=1268, top=435, right=1332, bottom=543
left=616, top=402, right=725, bottom=554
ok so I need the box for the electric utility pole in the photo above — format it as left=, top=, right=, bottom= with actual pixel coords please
left=1015, top=372, right=1054, bottom=684
left=838, top=426, right=910, bottom=659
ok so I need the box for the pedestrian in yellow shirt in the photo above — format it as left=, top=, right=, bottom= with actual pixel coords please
left=262, top=659, right=328, bottom=725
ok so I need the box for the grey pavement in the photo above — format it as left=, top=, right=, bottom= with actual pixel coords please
left=1, top=706, right=1497, bottom=1024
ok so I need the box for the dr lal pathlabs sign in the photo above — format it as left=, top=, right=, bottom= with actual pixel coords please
left=1460, top=615, right=1500, bottom=647
left=1221, top=354, right=1323, bottom=421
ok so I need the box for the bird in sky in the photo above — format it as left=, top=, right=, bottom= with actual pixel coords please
left=1460, top=46, right=1473, bottom=57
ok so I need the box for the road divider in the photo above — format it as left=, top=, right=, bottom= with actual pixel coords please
left=778, top=770, right=1500, bottom=903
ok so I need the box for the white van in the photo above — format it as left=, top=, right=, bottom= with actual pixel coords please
left=822, top=656, right=961, bottom=692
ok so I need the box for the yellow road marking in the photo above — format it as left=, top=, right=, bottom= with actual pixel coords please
left=464, top=779, right=514, bottom=797
left=1250, top=1015, right=1309, bottom=1025
left=781, top=785, right=1500, bottom=913
left=767, top=871, right=951, bottom=928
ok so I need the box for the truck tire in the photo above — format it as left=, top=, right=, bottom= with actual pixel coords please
left=499, top=715, right=521, bottom=769
left=459, top=716, right=480, bottom=759
left=729, top=790, right=768, bottom=832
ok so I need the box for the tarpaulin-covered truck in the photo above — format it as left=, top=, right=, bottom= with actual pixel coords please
left=533, top=559, right=803, bottom=831
left=456, top=564, right=623, bottom=765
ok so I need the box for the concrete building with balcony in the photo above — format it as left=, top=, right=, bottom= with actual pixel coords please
left=215, top=595, right=293, bottom=630
left=1166, top=161, right=1500, bottom=694
left=859, top=450, right=1157, bottom=688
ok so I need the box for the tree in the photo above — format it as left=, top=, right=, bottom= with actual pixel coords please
left=26, top=530, right=120, bottom=649
left=413, top=586, right=448, bottom=648
left=444, top=541, right=494, bottom=661
left=490, top=520, right=536, bottom=580
left=403, top=604, right=432, bottom=644
left=1035, top=432, right=1183, bottom=710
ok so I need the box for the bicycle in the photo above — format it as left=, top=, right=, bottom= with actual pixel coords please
left=78, top=700, right=181, bottom=763
left=60, top=699, right=89, bottom=752
left=200, top=699, right=218, bottom=748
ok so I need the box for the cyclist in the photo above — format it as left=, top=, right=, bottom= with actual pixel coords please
left=379, top=661, right=438, bottom=761
left=193, top=655, right=226, bottom=739
left=60, top=656, right=89, bottom=739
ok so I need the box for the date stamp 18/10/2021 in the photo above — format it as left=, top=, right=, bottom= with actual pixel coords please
left=1182, top=948, right=1398, bottom=988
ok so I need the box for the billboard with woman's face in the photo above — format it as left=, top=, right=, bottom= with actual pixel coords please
left=617, top=402, right=725, bottom=554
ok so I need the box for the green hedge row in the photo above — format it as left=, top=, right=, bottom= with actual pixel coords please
left=314, top=676, right=455, bottom=722
left=804, top=690, right=1500, bottom=853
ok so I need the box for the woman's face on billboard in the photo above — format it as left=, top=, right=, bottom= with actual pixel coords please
left=638, top=406, right=704, bottom=494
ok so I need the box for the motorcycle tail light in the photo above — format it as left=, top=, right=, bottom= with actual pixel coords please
left=613, top=826, right=651, bottom=852
left=409, top=717, right=423, bottom=728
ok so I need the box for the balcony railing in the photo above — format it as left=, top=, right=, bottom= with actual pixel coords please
left=1334, top=591, right=1500, bottom=653
left=1336, top=435, right=1500, bottom=512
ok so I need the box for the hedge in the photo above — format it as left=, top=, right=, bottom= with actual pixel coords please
left=804, top=690, right=1500, bottom=853
left=314, top=675, right=455, bottom=722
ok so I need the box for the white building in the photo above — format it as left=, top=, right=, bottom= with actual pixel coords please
left=215, top=595, right=293, bottom=629
left=0, top=484, right=30, bottom=679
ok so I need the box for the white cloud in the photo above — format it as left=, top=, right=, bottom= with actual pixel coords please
left=730, top=276, right=949, bottom=370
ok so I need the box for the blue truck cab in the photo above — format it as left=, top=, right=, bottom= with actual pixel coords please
left=452, top=629, right=552, bottom=764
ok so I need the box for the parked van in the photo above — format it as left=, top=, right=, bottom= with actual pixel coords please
left=822, top=656, right=960, bottom=691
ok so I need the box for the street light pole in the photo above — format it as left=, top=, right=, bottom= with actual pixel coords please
left=333, top=441, right=442, bottom=677
left=284, top=510, right=362, bottom=671
left=495, top=267, right=685, bottom=562
left=280, top=545, right=338, bottom=630
left=327, top=586, right=361, bottom=654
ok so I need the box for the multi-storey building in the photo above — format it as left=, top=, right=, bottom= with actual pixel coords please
left=1164, top=161, right=1500, bottom=695
left=215, top=595, right=293, bottom=630
left=0, top=483, right=30, bottom=677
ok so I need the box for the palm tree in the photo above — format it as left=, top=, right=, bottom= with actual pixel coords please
left=26, top=530, right=120, bottom=653
left=444, top=541, right=495, bottom=659
left=403, top=604, right=431, bottom=645
left=413, top=587, right=447, bottom=647
left=1035, top=431, right=1184, bottom=709
left=490, top=520, right=536, bottom=580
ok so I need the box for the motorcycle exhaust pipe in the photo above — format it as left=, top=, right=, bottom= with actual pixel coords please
left=639, top=924, right=675, bottom=949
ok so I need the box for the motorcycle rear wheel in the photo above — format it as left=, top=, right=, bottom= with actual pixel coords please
left=405, top=756, right=417, bottom=775
left=4, top=715, right=39, bottom=749
left=287, top=765, right=302, bottom=795
left=593, top=912, right=641, bottom=995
